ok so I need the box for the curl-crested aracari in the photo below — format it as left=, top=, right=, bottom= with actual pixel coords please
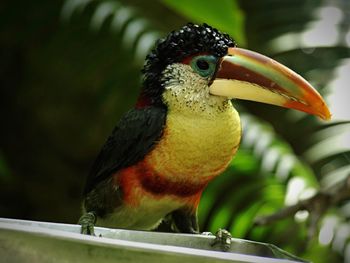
left=79, top=23, right=330, bottom=247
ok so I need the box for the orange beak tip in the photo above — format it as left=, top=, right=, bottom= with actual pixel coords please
left=322, top=107, right=332, bottom=121
left=283, top=100, right=331, bottom=120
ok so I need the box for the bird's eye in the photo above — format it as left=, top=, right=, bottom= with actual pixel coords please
left=190, top=55, right=218, bottom=78
left=196, top=59, right=209, bottom=70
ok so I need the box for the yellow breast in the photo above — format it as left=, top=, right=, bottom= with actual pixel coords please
left=144, top=101, right=241, bottom=184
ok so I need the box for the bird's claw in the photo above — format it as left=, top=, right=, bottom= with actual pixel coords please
left=211, top=228, right=232, bottom=252
left=78, top=212, right=96, bottom=236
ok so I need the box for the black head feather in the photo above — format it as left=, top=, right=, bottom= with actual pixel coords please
left=141, top=23, right=236, bottom=107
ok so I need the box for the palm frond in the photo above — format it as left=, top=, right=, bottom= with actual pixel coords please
left=62, top=0, right=162, bottom=63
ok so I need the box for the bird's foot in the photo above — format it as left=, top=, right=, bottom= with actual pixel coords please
left=211, top=229, right=232, bottom=252
left=78, top=212, right=96, bottom=236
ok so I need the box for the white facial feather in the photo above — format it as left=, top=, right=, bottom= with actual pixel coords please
left=161, top=63, right=230, bottom=116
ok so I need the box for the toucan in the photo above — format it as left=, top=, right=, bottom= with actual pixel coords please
left=79, top=23, right=331, bottom=249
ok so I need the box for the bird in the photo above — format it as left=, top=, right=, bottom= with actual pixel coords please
left=78, top=23, right=331, bottom=250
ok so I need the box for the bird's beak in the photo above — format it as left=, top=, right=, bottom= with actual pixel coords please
left=210, top=47, right=331, bottom=120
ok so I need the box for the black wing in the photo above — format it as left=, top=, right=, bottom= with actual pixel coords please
left=83, top=106, right=167, bottom=195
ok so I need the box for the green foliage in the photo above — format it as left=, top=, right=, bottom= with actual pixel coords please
left=162, top=0, right=245, bottom=45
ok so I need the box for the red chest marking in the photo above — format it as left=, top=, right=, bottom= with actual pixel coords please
left=137, top=161, right=210, bottom=196
left=116, top=160, right=210, bottom=207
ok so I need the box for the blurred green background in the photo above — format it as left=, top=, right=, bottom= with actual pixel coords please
left=1, top=0, right=350, bottom=262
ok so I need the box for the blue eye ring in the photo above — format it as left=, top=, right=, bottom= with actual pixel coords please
left=190, top=55, right=218, bottom=78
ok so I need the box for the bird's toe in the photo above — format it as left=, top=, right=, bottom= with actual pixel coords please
left=78, top=212, right=96, bottom=236
left=211, top=228, right=232, bottom=252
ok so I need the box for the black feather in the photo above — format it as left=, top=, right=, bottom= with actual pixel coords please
left=83, top=107, right=167, bottom=195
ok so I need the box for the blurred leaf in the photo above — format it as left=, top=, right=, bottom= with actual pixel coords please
left=63, top=0, right=162, bottom=63
left=161, top=0, right=245, bottom=45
